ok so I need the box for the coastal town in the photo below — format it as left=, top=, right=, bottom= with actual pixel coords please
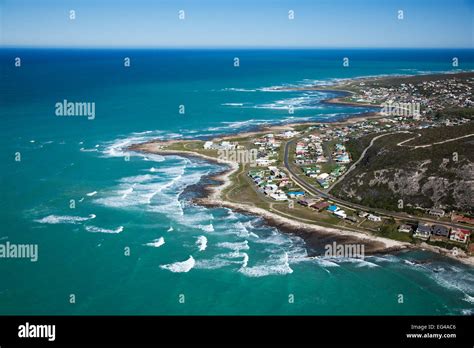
left=313, top=72, right=474, bottom=117
left=129, top=72, right=474, bottom=263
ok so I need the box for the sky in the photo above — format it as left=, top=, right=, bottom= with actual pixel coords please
left=1, top=0, right=473, bottom=48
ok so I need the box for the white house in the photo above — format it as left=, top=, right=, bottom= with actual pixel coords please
left=317, top=173, right=330, bottom=180
left=203, top=141, right=214, bottom=149
left=270, top=191, right=288, bottom=201
left=334, top=210, right=347, bottom=219
left=367, top=214, right=381, bottom=222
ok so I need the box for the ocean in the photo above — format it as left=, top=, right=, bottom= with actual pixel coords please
left=1, top=48, right=473, bottom=315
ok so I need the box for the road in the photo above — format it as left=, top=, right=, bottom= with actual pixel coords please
left=397, top=133, right=474, bottom=149
left=328, top=131, right=410, bottom=192
left=283, top=138, right=474, bottom=231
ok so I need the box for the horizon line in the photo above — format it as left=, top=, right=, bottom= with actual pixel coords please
left=1, top=45, right=473, bottom=50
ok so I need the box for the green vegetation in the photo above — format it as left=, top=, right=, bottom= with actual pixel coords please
left=344, top=133, right=378, bottom=162
left=434, top=107, right=474, bottom=120
left=332, top=122, right=474, bottom=213
left=377, top=222, right=413, bottom=243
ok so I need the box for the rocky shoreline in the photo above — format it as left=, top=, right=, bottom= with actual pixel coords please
left=128, top=142, right=411, bottom=256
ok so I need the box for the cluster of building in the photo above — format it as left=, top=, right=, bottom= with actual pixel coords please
left=358, top=211, right=382, bottom=222
left=278, top=130, right=300, bottom=139
left=248, top=166, right=304, bottom=201
left=348, top=76, right=474, bottom=114
left=252, top=134, right=281, bottom=167
left=294, top=133, right=351, bottom=189
left=203, top=140, right=238, bottom=150
left=313, top=166, right=347, bottom=189
left=296, top=198, right=383, bottom=224
left=332, top=143, right=351, bottom=163
left=399, top=223, right=471, bottom=244
left=297, top=199, right=351, bottom=219
left=294, top=134, right=326, bottom=165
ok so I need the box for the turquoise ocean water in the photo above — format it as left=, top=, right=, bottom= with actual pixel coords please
left=1, top=49, right=473, bottom=314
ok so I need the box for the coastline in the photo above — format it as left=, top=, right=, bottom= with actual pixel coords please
left=129, top=142, right=409, bottom=254
left=127, top=71, right=474, bottom=266
left=214, top=110, right=384, bottom=143
left=131, top=143, right=474, bottom=265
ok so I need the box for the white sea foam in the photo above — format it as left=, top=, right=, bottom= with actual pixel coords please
left=225, top=208, right=239, bottom=220
left=194, top=258, right=239, bottom=270
left=196, top=236, right=208, bottom=251
left=206, top=119, right=266, bottom=132
left=221, top=87, right=257, bottom=92
left=160, top=256, right=195, bottom=273
left=101, top=131, right=186, bottom=159
left=119, top=175, right=155, bottom=184
left=198, top=224, right=214, bottom=233
left=222, top=103, right=244, bottom=106
left=167, top=226, right=174, bottom=232
left=233, top=221, right=251, bottom=238
left=254, top=229, right=289, bottom=246
left=94, top=164, right=193, bottom=210
left=145, top=237, right=165, bottom=248
left=366, top=254, right=400, bottom=264
left=258, top=86, right=292, bottom=92
left=85, top=225, right=124, bottom=234
left=35, top=214, right=96, bottom=225
left=424, top=264, right=474, bottom=300
left=241, top=253, right=249, bottom=268
left=217, top=240, right=250, bottom=251
left=240, top=252, right=293, bottom=277
left=313, top=257, right=341, bottom=268
left=253, top=93, right=326, bottom=111
left=462, top=294, right=474, bottom=304
left=120, top=187, right=135, bottom=199
left=80, top=147, right=99, bottom=152
left=336, top=258, right=379, bottom=268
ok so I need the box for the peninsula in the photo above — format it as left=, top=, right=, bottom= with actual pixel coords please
left=129, top=72, right=474, bottom=265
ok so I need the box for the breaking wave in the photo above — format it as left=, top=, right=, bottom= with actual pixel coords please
left=160, top=256, right=196, bottom=273
left=145, top=237, right=165, bottom=248
left=35, top=214, right=96, bottom=225
left=196, top=236, right=208, bottom=251
left=85, top=225, right=124, bottom=234
left=240, top=252, right=293, bottom=277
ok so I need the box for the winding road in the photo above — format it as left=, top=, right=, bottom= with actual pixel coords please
left=328, top=131, right=410, bottom=192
